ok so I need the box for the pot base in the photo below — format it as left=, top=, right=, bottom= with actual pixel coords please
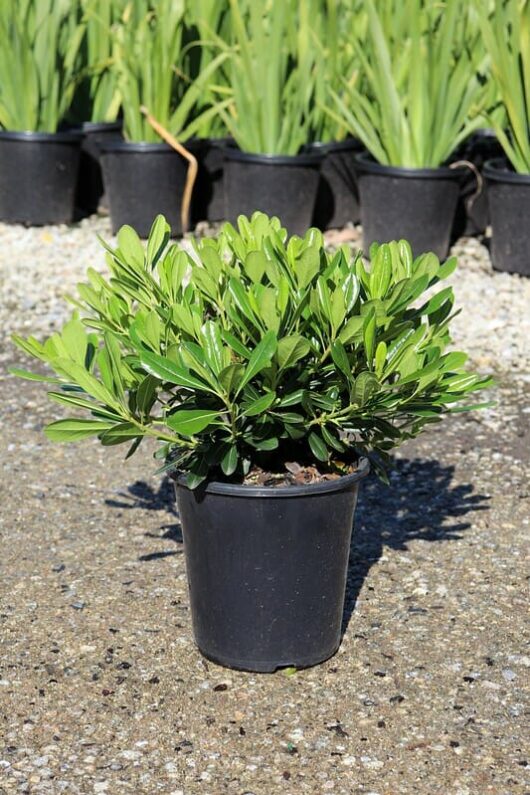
left=197, top=642, right=339, bottom=673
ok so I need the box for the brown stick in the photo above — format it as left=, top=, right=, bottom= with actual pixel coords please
left=140, top=105, right=197, bottom=235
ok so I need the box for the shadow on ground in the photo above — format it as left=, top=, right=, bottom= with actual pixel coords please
left=105, top=457, right=489, bottom=626
left=344, top=457, right=489, bottom=634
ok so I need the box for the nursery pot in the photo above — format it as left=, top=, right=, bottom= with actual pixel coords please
left=305, top=138, right=363, bottom=230
left=483, top=158, right=530, bottom=277
left=100, top=140, right=199, bottom=237
left=192, top=137, right=233, bottom=223
left=354, top=153, right=465, bottom=258
left=0, top=130, right=82, bottom=225
left=223, top=149, right=323, bottom=236
left=74, top=121, right=123, bottom=216
left=453, top=128, right=503, bottom=237
left=174, top=460, right=370, bottom=673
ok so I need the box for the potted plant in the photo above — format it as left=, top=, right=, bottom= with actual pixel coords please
left=326, top=0, right=488, bottom=257
left=183, top=0, right=232, bottom=223
left=70, top=0, right=124, bottom=216
left=304, top=0, right=364, bottom=231
left=476, top=0, right=530, bottom=277
left=215, top=0, right=323, bottom=236
left=100, top=0, right=227, bottom=237
left=0, top=0, right=85, bottom=225
left=12, top=211, right=492, bottom=672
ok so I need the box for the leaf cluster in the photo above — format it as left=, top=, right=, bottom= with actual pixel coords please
left=12, top=212, right=493, bottom=488
left=326, top=0, right=490, bottom=167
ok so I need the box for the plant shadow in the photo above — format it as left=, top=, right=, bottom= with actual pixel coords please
left=343, top=456, right=490, bottom=636
left=106, top=478, right=182, bottom=560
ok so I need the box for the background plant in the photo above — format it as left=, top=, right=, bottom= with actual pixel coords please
left=0, top=0, right=85, bottom=132
left=326, top=0, right=489, bottom=167
left=13, top=212, right=492, bottom=487
left=474, top=0, right=530, bottom=173
left=214, top=0, right=318, bottom=155
left=113, top=0, right=228, bottom=142
left=69, top=0, right=124, bottom=124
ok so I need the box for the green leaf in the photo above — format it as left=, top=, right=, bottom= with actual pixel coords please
left=331, top=341, right=353, bottom=383
left=277, top=335, right=310, bottom=370
left=117, top=225, right=144, bottom=270
left=45, top=419, right=116, bottom=441
left=140, top=350, right=215, bottom=394
left=146, top=215, right=170, bottom=269
left=242, top=391, right=276, bottom=416
left=353, top=372, right=380, bottom=406
left=363, top=313, right=377, bottom=366
left=237, top=331, right=277, bottom=392
left=166, top=409, right=219, bottom=436
left=221, top=444, right=238, bottom=476
left=296, top=245, right=321, bottom=288
left=308, top=431, right=329, bottom=462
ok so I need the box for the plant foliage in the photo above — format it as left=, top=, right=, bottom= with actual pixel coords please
left=474, top=0, right=530, bottom=173
left=0, top=0, right=85, bottom=132
left=12, top=213, right=493, bottom=488
left=326, top=0, right=489, bottom=167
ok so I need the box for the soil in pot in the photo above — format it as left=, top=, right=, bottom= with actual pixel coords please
left=0, top=130, right=82, bottom=225
left=452, top=129, right=503, bottom=238
left=100, top=140, right=199, bottom=237
left=484, top=158, right=530, bottom=277
left=355, top=153, right=465, bottom=259
left=306, top=139, right=363, bottom=230
left=74, top=121, right=123, bottom=216
left=223, top=149, right=323, bottom=237
left=174, top=459, right=370, bottom=673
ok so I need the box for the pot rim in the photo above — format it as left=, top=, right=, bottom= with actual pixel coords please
left=224, top=148, right=324, bottom=166
left=483, top=157, right=530, bottom=184
left=304, top=137, right=363, bottom=155
left=174, top=457, right=370, bottom=498
left=354, top=151, right=466, bottom=179
left=70, top=120, right=123, bottom=134
left=100, top=139, right=202, bottom=154
left=0, top=129, right=83, bottom=143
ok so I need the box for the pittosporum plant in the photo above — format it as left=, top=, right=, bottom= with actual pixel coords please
left=12, top=212, right=493, bottom=487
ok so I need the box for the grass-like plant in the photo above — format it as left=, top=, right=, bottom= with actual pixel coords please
left=474, top=0, right=530, bottom=173
left=326, top=0, right=489, bottom=167
left=12, top=212, right=492, bottom=487
left=215, top=0, right=318, bottom=155
left=0, top=0, right=85, bottom=132
left=114, top=0, right=228, bottom=143
left=70, top=0, right=124, bottom=124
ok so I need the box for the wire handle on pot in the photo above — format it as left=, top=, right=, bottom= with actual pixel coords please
left=140, top=105, right=197, bottom=235
left=450, top=159, right=483, bottom=212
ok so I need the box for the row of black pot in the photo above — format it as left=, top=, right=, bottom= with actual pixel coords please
left=0, top=126, right=528, bottom=275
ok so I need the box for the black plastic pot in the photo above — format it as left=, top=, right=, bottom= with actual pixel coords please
left=0, top=130, right=82, bottom=225
left=306, top=138, right=363, bottom=230
left=193, top=137, right=233, bottom=223
left=453, top=129, right=503, bottom=237
left=174, top=460, right=370, bottom=672
left=355, top=153, right=465, bottom=258
left=223, top=149, right=323, bottom=236
left=75, top=121, right=123, bottom=216
left=484, top=158, right=530, bottom=277
left=100, top=140, right=198, bottom=237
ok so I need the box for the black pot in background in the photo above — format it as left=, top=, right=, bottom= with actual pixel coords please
left=355, top=153, right=465, bottom=259
left=223, top=149, right=323, bottom=236
left=484, top=158, right=530, bottom=277
left=305, top=138, right=363, bottom=230
left=0, top=130, right=82, bottom=225
left=75, top=121, right=123, bottom=216
left=174, top=461, right=369, bottom=672
left=101, top=140, right=201, bottom=237
left=452, top=128, right=504, bottom=238
left=193, top=136, right=233, bottom=223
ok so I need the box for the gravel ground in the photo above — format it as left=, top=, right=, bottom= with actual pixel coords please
left=1, top=216, right=529, bottom=794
